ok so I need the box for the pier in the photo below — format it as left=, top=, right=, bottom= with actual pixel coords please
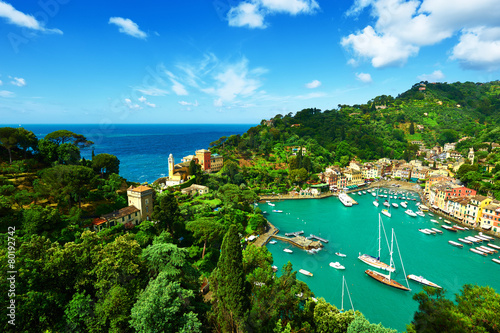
left=285, top=230, right=304, bottom=237
left=270, top=235, right=323, bottom=250
left=308, top=234, right=329, bottom=243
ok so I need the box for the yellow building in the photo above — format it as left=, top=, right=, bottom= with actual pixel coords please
left=465, top=195, right=492, bottom=227
left=210, top=154, right=224, bottom=172
left=344, top=168, right=364, bottom=186
left=127, top=185, right=154, bottom=221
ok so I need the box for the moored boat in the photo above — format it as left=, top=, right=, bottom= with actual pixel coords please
left=419, top=229, right=431, bottom=235
left=272, top=210, right=283, bottom=213
left=373, top=200, right=379, bottom=207
left=492, top=258, right=500, bottom=264
left=365, top=269, right=410, bottom=291
left=407, top=274, right=442, bottom=288
left=453, top=225, right=466, bottom=231
left=425, top=228, right=436, bottom=234
left=329, top=262, right=345, bottom=270
left=283, top=248, right=293, bottom=253
left=443, top=219, right=451, bottom=224
left=479, top=246, right=497, bottom=253
left=383, top=201, right=390, bottom=207
left=475, top=235, right=490, bottom=241
left=339, top=192, right=353, bottom=207
left=392, top=203, right=399, bottom=208
left=458, top=238, right=472, bottom=244
left=381, top=209, right=391, bottom=218
left=269, top=240, right=277, bottom=244
left=401, top=202, right=408, bottom=209
left=431, top=228, right=443, bottom=234
left=419, top=204, right=429, bottom=212
left=430, top=219, right=439, bottom=223
left=442, top=225, right=457, bottom=232
left=448, top=240, right=463, bottom=248
left=479, top=232, right=494, bottom=240
left=405, top=209, right=417, bottom=217
left=466, top=236, right=482, bottom=243
left=358, top=214, right=395, bottom=272
left=335, top=252, right=347, bottom=257
left=488, top=243, right=500, bottom=250
left=415, top=211, right=425, bottom=217
left=470, top=248, right=487, bottom=256
left=299, top=269, right=313, bottom=276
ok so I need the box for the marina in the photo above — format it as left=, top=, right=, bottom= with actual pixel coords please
left=261, top=189, right=500, bottom=331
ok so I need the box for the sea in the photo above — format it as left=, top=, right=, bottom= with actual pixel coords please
left=18, top=124, right=253, bottom=183
left=261, top=192, right=500, bottom=331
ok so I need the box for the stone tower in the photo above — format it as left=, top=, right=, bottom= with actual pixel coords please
left=127, top=185, right=154, bottom=221
left=168, top=153, right=174, bottom=178
left=468, top=148, right=475, bottom=165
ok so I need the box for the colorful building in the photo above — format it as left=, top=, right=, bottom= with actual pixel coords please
left=196, top=149, right=211, bottom=171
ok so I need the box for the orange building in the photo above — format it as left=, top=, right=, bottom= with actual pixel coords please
left=196, top=149, right=211, bottom=171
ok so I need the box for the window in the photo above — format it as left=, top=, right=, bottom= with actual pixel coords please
left=146, top=199, right=149, bottom=205
left=146, top=206, right=149, bottom=213
left=110, top=221, right=115, bottom=227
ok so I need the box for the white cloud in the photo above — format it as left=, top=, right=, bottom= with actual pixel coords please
left=417, top=70, right=445, bottom=81
left=305, top=79, right=321, bottom=89
left=0, top=1, right=62, bottom=34
left=179, top=100, right=199, bottom=106
left=227, top=0, right=319, bottom=29
left=138, top=96, right=146, bottom=102
left=136, top=96, right=156, bottom=108
left=0, top=90, right=14, bottom=97
left=124, top=98, right=142, bottom=109
left=228, top=2, right=266, bottom=28
left=136, top=87, right=169, bottom=96
left=342, top=0, right=500, bottom=69
left=109, top=17, right=147, bottom=39
left=10, top=77, right=25, bottom=87
left=355, top=72, right=373, bottom=83
left=451, top=27, right=500, bottom=71
left=171, top=79, right=188, bottom=96
left=214, top=98, right=224, bottom=107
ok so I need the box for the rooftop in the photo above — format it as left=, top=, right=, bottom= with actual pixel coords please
left=128, top=185, right=153, bottom=193
left=102, top=205, right=140, bottom=220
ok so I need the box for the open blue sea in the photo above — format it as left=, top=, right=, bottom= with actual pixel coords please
left=18, top=124, right=252, bottom=183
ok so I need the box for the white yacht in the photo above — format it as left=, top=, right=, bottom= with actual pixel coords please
left=405, top=209, right=417, bottom=217
left=329, top=262, right=345, bottom=270
left=339, top=192, right=353, bottom=207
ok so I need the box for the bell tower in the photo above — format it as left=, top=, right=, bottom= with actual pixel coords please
left=468, top=148, right=474, bottom=165
left=168, top=153, right=174, bottom=178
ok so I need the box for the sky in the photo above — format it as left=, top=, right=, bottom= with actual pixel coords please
left=1, top=0, right=500, bottom=124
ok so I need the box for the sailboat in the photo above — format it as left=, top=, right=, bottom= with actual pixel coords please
left=365, top=228, right=410, bottom=291
left=340, top=275, right=355, bottom=313
left=373, top=187, right=380, bottom=207
left=358, top=214, right=395, bottom=272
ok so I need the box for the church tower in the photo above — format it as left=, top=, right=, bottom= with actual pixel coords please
left=468, top=148, right=475, bottom=165
left=168, top=153, right=174, bottom=178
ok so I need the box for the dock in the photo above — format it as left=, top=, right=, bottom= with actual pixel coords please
left=346, top=193, right=358, bottom=205
left=308, top=234, right=329, bottom=243
left=271, top=235, right=323, bottom=250
left=285, top=230, right=304, bottom=237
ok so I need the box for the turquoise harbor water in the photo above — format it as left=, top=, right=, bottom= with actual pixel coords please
left=261, top=189, right=500, bottom=332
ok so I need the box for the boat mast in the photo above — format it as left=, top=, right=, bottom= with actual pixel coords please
left=394, top=230, right=411, bottom=290
left=388, top=229, right=395, bottom=280
left=341, top=275, right=344, bottom=311
left=377, top=214, right=381, bottom=260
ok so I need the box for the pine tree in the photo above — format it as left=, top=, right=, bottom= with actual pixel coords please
left=212, top=225, right=249, bottom=332
left=409, top=121, right=415, bottom=135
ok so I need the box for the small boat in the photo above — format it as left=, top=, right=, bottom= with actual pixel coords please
left=492, top=258, right=500, bottom=264
left=373, top=200, right=379, bottom=207
left=268, top=202, right=275, bottom=206
left=339, top=192, right=353, bottom=207
left=475, top=235, right=490, bottom=241
left=372, top=193, right=377, bottom=197
left=479, top=232, right=494, bottom=240
left=419, top=229, right=431, bottom=235
left=430, top=219, right=439, bottom=223
left=415, top=211, right=425, bottom=217
left=431, top=228, right=443, bottom=234
left=405, top=209, right=417, bottom=217
left=381, top=209, right=391, bottom=218
left=428, top=213, right=434, bottom=216
left=488, top=244, right=500, bottom=250
left=392, top=203, right=399, bottom=208
left=470, top=248, right=487, bottom=256
left=329, top=262, right=345, bottom=270
left=383, top=201, right=390, bottom=207
left=269, top=240, right=277, bottom=244
left=439, top=217, right=442, bottom=219
left=453, top=225, right=466, bottom=231
left=407, top=274, right=442, bottom=288
left=358, top=192, right=362, bottom=196
left=449, top=240, right=463, bottom=248
left=272, top=265, right=278, bottom=272
left=479, top=246, right=497, bottom=253
left=419, top=205, right=429, bottom=212
left=466, top=236, right=481, bottom=243
left=283, top=249, right=293, bottom=253
left=443, top=220, right=451, bottom=225
left=401, top=202, right=408, bottom=209
left=442, top=225, right=457, bottom=232
left=335, top=252, right=347, bottom=257
left=363, top=191, right=366, bottom=194
left=299, top=269, right=313, bottom=277
left=425, top=228, right=436, bottom=234
left=458, top=238, right=472, bottom=244
left=272, top=210, right=283, bottom=213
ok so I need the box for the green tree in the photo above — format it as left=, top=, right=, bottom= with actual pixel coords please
left=38, top=138, right=59, bottom=163
left=347, top=314, right=397, bottom=333
left=186, top=217, right=226, bottom=259
left=0, top=127, right=18, bottom=164
left=92, top=153, right=120, bottom=177
left=152, top=192, right=182, bottom=232
left=211, top=225, right=250, bottom=332
left=45, top=129, right=93, bottom=147
left=313, top=298, right=356, bottom=333
left=16, top=127, right=38, bottom=159
left=57, top=142, right=81, bottom=165
left=409, top=121, right=415, bottom=135
left=130, top=272, right=202, bottom=333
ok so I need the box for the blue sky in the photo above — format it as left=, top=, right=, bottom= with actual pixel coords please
left=1, top=0, right=500, bottom=124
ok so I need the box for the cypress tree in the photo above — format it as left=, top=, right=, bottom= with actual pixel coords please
left=409, top=121, right=415, bottom=135
left=213, top=225, right=249, bottom=332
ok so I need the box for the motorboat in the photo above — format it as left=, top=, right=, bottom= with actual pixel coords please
left=407, top=274, right=442, bottom=289
left=339, top=192, right=353, bottom=207
left=428, top=213, right=434, bottom=216
left=458, top=238, right=472, bottom=244
left=430, top=219, right=439, bottom=223
left=475, top=235, right=490, bottom=241
left=448, top=240, right=463, bottom=248
left=442, top=225, right=457, bottom=232
left=425, top=228, right=436, bottom=234
left=479, top=246, right=497, bottom=253
left=269, top=240, right=277, bottom=244
left=405, top=209, right=417, bottom=217
left=470, top=248, right=487, bottom=256
left=419, top=229, right=431, bottom=235
left=329, top=262, right=345, bottom=270
left=401, top=202, right=408, bottom=209
left=479, top=232, right=494, bottom=240
left=283, top=249, right=293, bottom=253
left=415, top=211, right=425, bottom=217
left=419, top=205, right=429, bottom=212
left=335, top=252, right=347, bottom=257
left=272, top=265, right=278, bottom=272
left=392, top=203, right=399, bottom=208
left=299, top=269, right=313, bottom=276
left=492, top=258, right=500, bottom=264
left=488, top=243, right=500, bottom=250
left=272, top=210, right=283, bottom=213
left=383, top=201, right=390, bottom=207
left=431, top=228, right=443, bottom=234
left=381, top=209, right=391, bottom=218
left=443, top=220, right=451, bottom=225
left=268, top=202, right=275, bottom=206
left=373, top=200, right=379, bottom=207
left=453, top=225, right=466, bottom=231
left=465, top=236, right=481, bottom=243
